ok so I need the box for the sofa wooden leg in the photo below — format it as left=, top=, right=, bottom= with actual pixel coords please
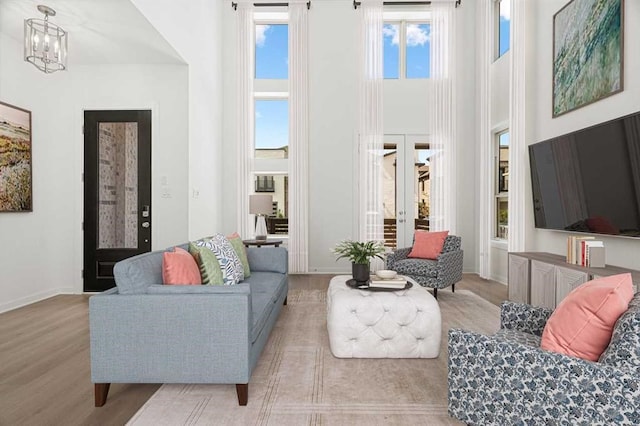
left=236, top=384, right=248, bottom=406
left=433, top=288, right=438, bottom=300
left=283, top=297, right=287, bottom=306
left=95, top=383, right=110, bottom=407
left=452, top=283, right=455, bottom=293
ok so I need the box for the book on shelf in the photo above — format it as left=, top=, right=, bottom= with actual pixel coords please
left=566, top=235, right=605, bottom=267
left=369, top=277, right=408, bottom=288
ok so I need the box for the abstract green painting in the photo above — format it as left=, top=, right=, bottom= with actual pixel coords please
left=553, top=0, right=623, bottom=117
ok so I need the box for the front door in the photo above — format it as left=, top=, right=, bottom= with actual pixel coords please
left=382, top=134, right=431, bottom=249
left=83, top=110, right=152, bottom=292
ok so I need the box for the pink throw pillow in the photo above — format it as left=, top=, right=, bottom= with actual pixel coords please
left=162, top=247, right=202, bottom=285
left=408, top=230, right=449, bottom=260
left=540, top=273, right=634, bottom=361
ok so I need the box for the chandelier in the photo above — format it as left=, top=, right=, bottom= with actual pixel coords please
left=24, top=5, right=68, bottom=73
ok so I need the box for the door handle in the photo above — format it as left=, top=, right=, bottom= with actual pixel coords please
left=398, top=219, right=405, bottom=223
left=142, top=221, right=150, bottom=228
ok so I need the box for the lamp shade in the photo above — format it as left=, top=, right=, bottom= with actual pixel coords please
left=250, top=194, right=272, bottom=216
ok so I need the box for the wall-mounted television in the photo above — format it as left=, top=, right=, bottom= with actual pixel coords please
left=529, top=111, right=640, bottom=238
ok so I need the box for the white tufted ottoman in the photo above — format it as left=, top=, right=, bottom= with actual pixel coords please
left=326, top=275, right=441, bottom=358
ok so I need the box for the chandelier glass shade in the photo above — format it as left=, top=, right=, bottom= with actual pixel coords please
left=24, top=5, right=67, bottom=73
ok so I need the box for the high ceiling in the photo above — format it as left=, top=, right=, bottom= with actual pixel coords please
left=0, top=0, right=185, bottom=65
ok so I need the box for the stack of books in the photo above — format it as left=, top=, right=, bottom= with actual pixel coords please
left=566, top=236, right=605, bottom=267
left=369, top=276, right=408, bottom=289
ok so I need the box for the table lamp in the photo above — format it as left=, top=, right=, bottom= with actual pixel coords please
left=249, top=194, right=273, bottom=240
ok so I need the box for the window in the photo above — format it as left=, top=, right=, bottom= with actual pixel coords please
left=496, top=0, right=510, bottom=59
left=254, top=99, right=288, bottom=158
left=255, top=24, right=288, bottom=79
left=255, top=175, right=275, bottom=192
left=383, top=21, right=431, bottom=79
left=253, top=14, right=289, bottom=237
left=496, top=131, right=509, bottom=239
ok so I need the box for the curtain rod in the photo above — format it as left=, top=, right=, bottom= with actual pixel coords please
left=232, top=1, right=311, bottom=10
left=353, top=0, right=461, bottom=9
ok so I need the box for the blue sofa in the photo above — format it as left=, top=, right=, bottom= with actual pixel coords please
left=89, top=244, right=288, bottom=406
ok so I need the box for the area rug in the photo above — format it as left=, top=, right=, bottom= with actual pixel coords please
left=127, top=287, right=500, bottom=425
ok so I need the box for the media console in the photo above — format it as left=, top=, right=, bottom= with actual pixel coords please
left=508, top=252, right=640, bottom=309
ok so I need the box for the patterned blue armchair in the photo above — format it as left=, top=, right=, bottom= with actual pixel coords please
left=385, top=235, right=463, bottom=299
left=448, top=298, right=640, bottom=425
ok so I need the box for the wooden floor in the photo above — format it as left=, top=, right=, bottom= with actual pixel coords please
left=0, top=273, right=506, bottom=425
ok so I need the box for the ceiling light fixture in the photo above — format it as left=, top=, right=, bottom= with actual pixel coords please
left=24, top=5, right=68, bottom=73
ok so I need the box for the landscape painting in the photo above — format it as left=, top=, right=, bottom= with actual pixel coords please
left=0, top=102, right=32, bottom=212
left=553, top=0, right=623, bottom=117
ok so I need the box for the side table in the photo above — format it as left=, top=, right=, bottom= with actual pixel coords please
left=242, top=239, right=283, bottom=248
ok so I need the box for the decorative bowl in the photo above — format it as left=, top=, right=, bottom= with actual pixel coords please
left=376, top=270, right=397, bottom=280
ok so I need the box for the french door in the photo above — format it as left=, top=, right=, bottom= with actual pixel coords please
left=382, top=134, right=430, bottom=249
left=83, top=110, right=152, bottom=292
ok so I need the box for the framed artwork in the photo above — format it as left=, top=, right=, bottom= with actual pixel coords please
left=552, top=0, right=624, bottom=117
left=0, top=101, right=32, bottom=212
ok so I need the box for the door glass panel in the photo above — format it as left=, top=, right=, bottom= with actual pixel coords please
left=383, top=143, right=398, bottom=248
left=415, top=143, right=430, bottom=232
left=98, top=122, right=138, bottom=249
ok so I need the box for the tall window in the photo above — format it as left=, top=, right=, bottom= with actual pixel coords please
left=496, top=0, right=510, bottom=59
left=254, top=17, right=289, bottom=236
left=496, top=130, right=509, bottom=239
left=383, top=21, right=431, bottom=79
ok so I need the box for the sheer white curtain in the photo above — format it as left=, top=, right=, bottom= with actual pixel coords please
left=508, top=0, right=526, bottom=252
left=357, top=0, right=384, bottom=270
left=288, top=3, right=309, bottom=273
left=235, top=3, right=254, bottom=238
left=429, top=2, right=458, bottom=234
left=478, top=0, right=493, bottom=278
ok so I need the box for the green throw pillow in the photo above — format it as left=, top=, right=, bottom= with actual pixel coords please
left=189, top=243, right=224, bottom=285
left=227, top=233, right=251, bottom=278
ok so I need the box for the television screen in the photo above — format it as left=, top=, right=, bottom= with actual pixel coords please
left=529, top=111, right=640, bottom=238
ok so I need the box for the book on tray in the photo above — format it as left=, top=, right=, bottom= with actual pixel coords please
left=369, top=276, right=408, bottom=288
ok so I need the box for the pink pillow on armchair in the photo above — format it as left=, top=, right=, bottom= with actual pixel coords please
left=162, top=247, right=202, bottom=285
left=408, top=230, right=449, bottom=260
left=540, top=273, right=634, bottom=361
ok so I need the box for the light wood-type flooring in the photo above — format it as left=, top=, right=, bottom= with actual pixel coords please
left=0, top=273, right=506, bottom=426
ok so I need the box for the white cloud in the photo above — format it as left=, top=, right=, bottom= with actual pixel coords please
left=406, top=24, right=430, bottom=47
left=383, top=24, right=399, bottom=45
left=500, top=0, right=511, bottom=20
left=255, top=25, right=271, bottom=47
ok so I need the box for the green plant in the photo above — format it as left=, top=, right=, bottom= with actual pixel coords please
left=332, top=240, right=385, bottom=265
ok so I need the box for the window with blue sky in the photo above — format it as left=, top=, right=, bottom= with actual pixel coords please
left=255, top=24, right=288, bottom=79
left=383, top=22, right=430, bottom=79
left=255, top=99, right=289, bottom=156
left=498, top=0, right=510, bottom=58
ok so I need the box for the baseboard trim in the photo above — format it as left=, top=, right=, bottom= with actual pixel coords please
left=0, top=287, right=76, bottom=314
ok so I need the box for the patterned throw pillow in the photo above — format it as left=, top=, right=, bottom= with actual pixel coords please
left=196, top=233, right=244, bottom=285
left=227, top=232, right=251, bottom=278
left=599, top=293, right=640, bottom=368
left=189, top=243, right=224, bottom=285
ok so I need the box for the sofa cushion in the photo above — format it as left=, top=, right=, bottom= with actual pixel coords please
left=162, top=247, right=201, bottom=285
left=189, top=243, right=224, bottom=285
left=495, top=328, right=541, bottom=348
left=599, top=292, right=640, bottom=369
left=245, top=272, right=287, bottom=342
left=196, top=234, right=244, bottom=285
left=408, top=230, right=449, bottom=260
left=541, top=273, right=634, bottom=361
left=392, top=258, right=438, bottom=278
left=227, top=232, right=251, bottom=278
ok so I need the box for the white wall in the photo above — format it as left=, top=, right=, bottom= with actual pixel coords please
left=0, top=34, right=189, bottom=312
left=221, top=1, right=478, bottom=273
left=132, top=0, right=224, bottom=239
left=528, top=0, right=640, bottom=270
